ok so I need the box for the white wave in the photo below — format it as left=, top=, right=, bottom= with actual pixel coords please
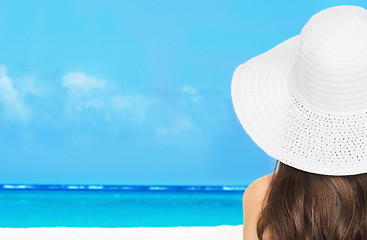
left=2, top=185, right=29, bottom=189
left=87, top=185, right=104, bottom=190
left=185, top=187, right=201, bottom=191
left=221, top=186, right=246, bottom=191
left=66, top=185, right=86, bottom=190
left=148, top=186, right=168, bottom=191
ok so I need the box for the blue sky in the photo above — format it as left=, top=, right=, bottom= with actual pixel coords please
left=0, top=0, right=366, bottom=185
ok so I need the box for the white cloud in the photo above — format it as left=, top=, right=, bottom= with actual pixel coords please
left=60, top=72, right=205, bottom=136
left=110, top=94, right=152, bottom=122
left=62, top=71, right=107, bottom=98
left=0, top=66, right=220, bottom=139
left=110, top=95, right=131, bottom=110
left=155, top=114, right=201, bottom=136
left=14, top=75, right=46, bottom=97
left=181, top=84, right=202, bottom=104
left=0, top=64, right=32, bottom=122
left=62, top=71, right=153, bottom=125
left=62, top=71, right=111, bottom=112
left=182, top=84, right=198, bottom=95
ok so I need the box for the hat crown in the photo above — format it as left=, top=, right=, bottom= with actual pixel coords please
left=294, top=5, right=367, bottom=115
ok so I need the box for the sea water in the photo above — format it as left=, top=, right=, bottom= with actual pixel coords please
left=0, top=184, right=245, bottom=228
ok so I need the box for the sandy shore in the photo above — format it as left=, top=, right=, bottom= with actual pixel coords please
left=0, top=225, right=242, bottom=240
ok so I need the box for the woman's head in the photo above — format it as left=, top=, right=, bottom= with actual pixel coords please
left=256, top=159, right=367, bottom=240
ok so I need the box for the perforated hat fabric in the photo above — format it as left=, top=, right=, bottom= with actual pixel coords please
left=231, top=5, right=367, bottom=176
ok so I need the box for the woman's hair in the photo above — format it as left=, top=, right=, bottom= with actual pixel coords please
left=256, top=159, right=367, bottom=240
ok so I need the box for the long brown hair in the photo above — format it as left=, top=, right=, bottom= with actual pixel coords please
left=256, top=159, right=367, bottom=240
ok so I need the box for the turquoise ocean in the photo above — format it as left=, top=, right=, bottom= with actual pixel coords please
left=0, top=184, right=245, bottom=228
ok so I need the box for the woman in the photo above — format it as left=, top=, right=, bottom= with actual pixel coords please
left=231, top=5, right=367, bottom=240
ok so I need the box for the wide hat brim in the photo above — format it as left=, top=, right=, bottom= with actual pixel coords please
left=231, top=35, right=367, bottom=176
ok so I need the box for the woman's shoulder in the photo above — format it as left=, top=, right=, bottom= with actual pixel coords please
left=242, top=173, right=274, bottom=239
left=256, top=173, right=274, bottom=188
left=243, top=173, right=274, bottom=213
left=244, top=173, right=273, bottom=199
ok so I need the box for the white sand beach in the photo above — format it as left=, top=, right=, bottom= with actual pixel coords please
left=0, top=225, right=242, bottom=240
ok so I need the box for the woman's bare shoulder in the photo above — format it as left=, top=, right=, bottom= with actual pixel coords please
left=246, top=173, right=273, bottom=194
left=242, top=173, right=274, bottom=240
left=243, top=173, right=273, bottom=207
left=257, top=173, right=274, bottom=186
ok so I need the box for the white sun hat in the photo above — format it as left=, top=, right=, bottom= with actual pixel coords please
left=231, top=5, right=367, bottom=176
